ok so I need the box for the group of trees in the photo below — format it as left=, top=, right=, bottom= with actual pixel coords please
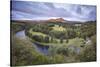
left=32, top=35, right=68, bottom=43
left=26, top=21, right=96, bottom=44
left=11, top=21, right=96, bottom=66
left=31, top=24, right=52, bottom=34
left=11, top=22, right=25, bottom=34
left=80, top=22, right=96, bottom=39
left=77, top=35, right=96, bottom=62
left=32, top=35, right=49, bottom=43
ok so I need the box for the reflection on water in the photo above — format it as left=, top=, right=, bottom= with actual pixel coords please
left=33, top=42, right=49, bottom=55
left=16, top=30, right=26, bottom=39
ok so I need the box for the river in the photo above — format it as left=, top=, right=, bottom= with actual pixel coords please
left=16, top=30, right=81, bottom=55
left=16, top=30, right=49, bottom=55
left=16, top=30, right=26, bottom=39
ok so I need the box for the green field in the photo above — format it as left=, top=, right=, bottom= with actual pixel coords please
left=52, top=25, right=66, bottom=31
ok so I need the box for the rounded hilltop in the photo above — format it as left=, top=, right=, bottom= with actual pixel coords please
left=47, top=18, right=65, bottom=22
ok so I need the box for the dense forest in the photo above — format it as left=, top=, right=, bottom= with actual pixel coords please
left=11, top=20, right=96, bottom=66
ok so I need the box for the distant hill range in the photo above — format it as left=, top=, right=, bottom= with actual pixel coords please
left=11, top=18, right=96, bottom=24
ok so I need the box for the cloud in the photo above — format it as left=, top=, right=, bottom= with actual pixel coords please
left=11, top=1, right=96, bottom=21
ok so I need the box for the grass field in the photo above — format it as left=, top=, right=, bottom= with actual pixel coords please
left=52, top=25, right=66, bottom=31
left=29, top=28, right=47, bottom=37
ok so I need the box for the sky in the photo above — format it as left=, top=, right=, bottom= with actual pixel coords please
left=11, top=1, right=96, bottom=21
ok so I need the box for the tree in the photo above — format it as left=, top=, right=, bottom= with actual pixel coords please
left=44, top=36, right=49, bottom=43
left=32, top=35, right=44, bottom=42
left=66, top=39, right=69, bottom=43
left=50, top=37, right=54, bottom=43
left=60, top=38, right=63, bottom=43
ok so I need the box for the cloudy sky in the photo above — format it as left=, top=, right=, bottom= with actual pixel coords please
left=11, top=1, right=96, bottom=21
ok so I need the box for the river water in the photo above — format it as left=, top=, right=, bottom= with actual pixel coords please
left=16, top=30, right=26, bottom=39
